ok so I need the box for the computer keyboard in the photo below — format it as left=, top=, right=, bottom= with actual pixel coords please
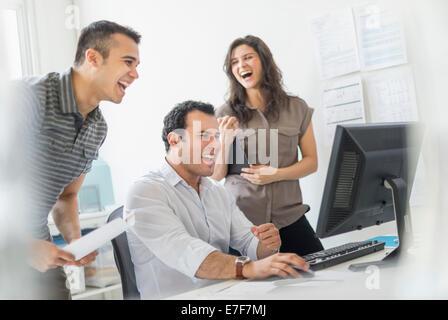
left=302, top=240, right=386, bottom=271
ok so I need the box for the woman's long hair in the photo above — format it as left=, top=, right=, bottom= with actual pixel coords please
left=223, top=35, right=289, bottom=124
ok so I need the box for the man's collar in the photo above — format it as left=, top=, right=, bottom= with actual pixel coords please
left=59, top=67, right=102, bottom=123
left=161, top=158, right=213, bottom=191
left=59, top=68, right=79, bottom=115
left=160, top=159, right=183, bottom=187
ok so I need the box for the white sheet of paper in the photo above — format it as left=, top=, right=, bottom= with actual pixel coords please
left=272, top=270, right=355, bottom=288
left=214, top=270, right=355, bottom=297
left=322, top=75, right=366, bottom=146
left=311, top=7, right=360, bottom=80
left=213, top=281, right=277, bottom=297
left=354, top=4, right=407, bottom=71
left=364, top=66, right=419, bottom=123
left=63, top=214, right=134, bottom=260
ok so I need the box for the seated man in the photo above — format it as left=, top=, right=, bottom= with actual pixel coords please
left=124, top=100, right=309, bottom=299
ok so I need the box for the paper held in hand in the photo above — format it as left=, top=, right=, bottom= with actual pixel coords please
left=63, top=211, right=135, bottom=260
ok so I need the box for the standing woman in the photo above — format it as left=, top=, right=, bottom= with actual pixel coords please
left=212, top=35, right=324, bottom=256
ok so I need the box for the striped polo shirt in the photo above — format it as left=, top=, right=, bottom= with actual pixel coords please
left=21, top=68, right=108, bottom=240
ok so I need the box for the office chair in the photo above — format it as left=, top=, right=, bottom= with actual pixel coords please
left=107, top=206, right=140, bottom=300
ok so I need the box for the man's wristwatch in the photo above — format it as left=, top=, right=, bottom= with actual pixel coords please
left=235, top=256, right=251, bottom=279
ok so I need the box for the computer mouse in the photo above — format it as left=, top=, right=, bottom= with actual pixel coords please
left=285, top=264, right=315, bottom=278
left=272, top=268, right=315, bottom=286
left=293, top=267, right=315, bottom=278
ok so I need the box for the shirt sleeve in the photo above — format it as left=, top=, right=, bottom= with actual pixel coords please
left=226, top=190, right=259, bottom=261
left=10, top=79, right=45, bottom=135
left=297, top=99, right=314, bottom=141
left=83, top=160, right=93, bottom=174
left=124, top=180, right=218, bottom=278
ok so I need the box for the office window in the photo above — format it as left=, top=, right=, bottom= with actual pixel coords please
left=1, top=9, right=23, bottom=79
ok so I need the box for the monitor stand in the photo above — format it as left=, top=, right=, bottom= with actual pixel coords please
left=348, top=177, right=413, bottom=271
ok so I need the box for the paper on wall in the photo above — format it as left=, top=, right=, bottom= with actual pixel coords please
left=311, top=7, right=360, bottom=80
left=353, top=4, right=408, bottom=71
left=63, top=212, right=135, bottom=260
left=364, top=65, right=423, bottom=206
left=322, top=75, right=366, bottom=146
left=364, top=66, right=419, bottom=123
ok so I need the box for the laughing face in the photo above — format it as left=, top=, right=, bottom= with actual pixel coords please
left=180, top=110, right=221, bottom=177
left=230, top=44, right=263, bottom=91
left=95, top=33, right=140, bottom=104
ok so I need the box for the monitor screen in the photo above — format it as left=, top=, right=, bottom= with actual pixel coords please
left=316, top=122, right=423, bottom=238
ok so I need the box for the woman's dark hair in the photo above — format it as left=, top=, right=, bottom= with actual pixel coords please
left=223, top=35, right=289, bottom=124
left=162, top=100, right=215, bottom=152
left=74, top=20, right=141, bottom=67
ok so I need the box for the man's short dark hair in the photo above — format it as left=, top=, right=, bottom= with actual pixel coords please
left=162, top=100, right=216, bottom=152
left=74, top=20, right=141, bottom=67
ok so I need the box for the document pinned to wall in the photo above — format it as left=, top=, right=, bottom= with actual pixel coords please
left=364, top=66, right=419, bottom=123
left=322, top=75, right=366, bottom=146
left=353, top=4, right=408, bottom=71
left=311, top=7, right=360, bottom=80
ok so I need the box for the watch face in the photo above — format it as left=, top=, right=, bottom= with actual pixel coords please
left=236, top=256, right=250, bottom=264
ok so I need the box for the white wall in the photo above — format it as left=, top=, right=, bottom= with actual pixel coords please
left=29, top=0, right=76, bottom=74
left=36, top=0, right=448, bottom=247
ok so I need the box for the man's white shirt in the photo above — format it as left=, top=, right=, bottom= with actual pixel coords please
left=124, top=160, right=259, bottom=299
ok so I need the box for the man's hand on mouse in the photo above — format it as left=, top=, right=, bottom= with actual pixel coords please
left=243, top=252, right=310, bottom=279
left=242, top=223, right=311, bottom=279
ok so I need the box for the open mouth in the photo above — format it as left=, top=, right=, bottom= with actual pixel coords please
left=202, top=154, right=216, bottom=165
left=118, top=81, right=129, bottom=94
left=241, top=71, right=253, bottom=79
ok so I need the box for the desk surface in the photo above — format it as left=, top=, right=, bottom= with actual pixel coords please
left=168, top=207, right=435, bottom=300
left=167, top=248, right=410, bottom=300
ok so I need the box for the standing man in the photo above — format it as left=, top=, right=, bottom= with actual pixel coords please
left=19, top=20, right=141, bottom=299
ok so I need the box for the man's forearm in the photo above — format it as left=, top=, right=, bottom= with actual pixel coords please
left=195, top=251, right=238, bottom=279
left=51, top=196, right=81, bottom=244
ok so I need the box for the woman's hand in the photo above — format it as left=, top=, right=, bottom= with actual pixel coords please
left=217, top=116, right=239, bottom=147
left=241, top=164, right=279, bottom=185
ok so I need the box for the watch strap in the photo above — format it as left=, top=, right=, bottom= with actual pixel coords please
left=236, top=261, right=244, bottom=280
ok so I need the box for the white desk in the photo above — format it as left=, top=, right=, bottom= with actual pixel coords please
left=168, top=206, right=436, bottom=300
left=167, top=247, right=411, bottom=300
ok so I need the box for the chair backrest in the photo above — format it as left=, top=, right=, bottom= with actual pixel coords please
left=107, top=206, right=140, bottom=300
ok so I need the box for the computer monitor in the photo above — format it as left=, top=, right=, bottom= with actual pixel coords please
left=316, top=122, right=423, bottom=270
left=78, top=158, right=115, bottom=213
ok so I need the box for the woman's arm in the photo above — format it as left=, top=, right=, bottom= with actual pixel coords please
left=210, top=146, right=230, bottom=181
left=276, top=122, right=318, bottom=181
left=210, top=116, right=239, bottom=181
